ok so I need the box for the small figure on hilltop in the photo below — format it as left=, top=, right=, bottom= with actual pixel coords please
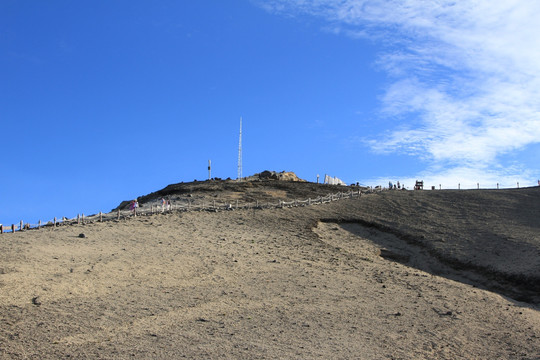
left=161, top=197, right=166, bottom=212
left=130, top=200, right=139, bottom=216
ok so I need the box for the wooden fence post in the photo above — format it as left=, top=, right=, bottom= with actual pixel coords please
left=38, top=220, right=41, bottom=229
left=82, top=214, right=85, bottom=224
left=77, top=214, right=80, bottom=224
left=99, top=212, right=103, bottom=222
left=20, top=220, right=23, bottom=232
left=0, top=225, right=3, bottom=234
left=54, top=217, right=57, bottom=227
left=12, top=224, right=15, bottom=233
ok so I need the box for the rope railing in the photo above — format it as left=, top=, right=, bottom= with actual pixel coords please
left=5, top=180, right=533, bottom=234
left=1, top=188, right=370, bottom=234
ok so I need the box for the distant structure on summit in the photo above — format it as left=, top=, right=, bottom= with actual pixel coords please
left=324, top=174, right=346, bottom=186
left=237, top=117, right=243, bottom=181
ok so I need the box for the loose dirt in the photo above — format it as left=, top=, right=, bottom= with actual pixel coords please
left=1, top=183, right=539, bottom=359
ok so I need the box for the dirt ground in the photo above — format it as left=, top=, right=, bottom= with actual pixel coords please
left=1, top=184, right=539, bottom=359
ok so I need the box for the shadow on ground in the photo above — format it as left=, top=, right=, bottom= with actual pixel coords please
left=317, top=218, right=540, bottom=306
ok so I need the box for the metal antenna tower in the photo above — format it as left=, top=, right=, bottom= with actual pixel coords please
left=237, top=117, right=242, bottom=181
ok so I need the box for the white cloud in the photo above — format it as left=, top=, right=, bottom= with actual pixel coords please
left=258, top=0, right=540, bottom=184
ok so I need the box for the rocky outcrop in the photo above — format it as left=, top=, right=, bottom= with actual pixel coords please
left=246, top=170, right=306, bottom=182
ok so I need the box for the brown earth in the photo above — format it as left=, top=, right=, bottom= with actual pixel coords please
left=1, top=181, right=539, bottom=359
left=115, top=177, right=340, bottom=211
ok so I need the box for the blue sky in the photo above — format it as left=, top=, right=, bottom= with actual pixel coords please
left=2, top=0, right=539, bottom=226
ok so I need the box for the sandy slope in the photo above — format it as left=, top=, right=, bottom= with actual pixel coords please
left=1, top=188, right=539, bottom=359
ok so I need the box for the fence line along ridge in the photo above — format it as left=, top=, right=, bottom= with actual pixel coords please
left=1, top=188, right=367, bottom=234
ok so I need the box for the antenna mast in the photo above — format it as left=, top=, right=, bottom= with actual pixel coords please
left=237, top=117, right=243, bottom=181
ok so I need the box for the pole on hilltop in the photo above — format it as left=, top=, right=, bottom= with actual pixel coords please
left=237, top=117, right=242, bottom=181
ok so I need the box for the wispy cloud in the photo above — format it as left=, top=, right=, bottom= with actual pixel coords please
left=257, top=0, right=540, bottom=186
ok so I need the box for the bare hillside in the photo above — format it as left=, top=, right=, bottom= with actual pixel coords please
left=1, top=182, right=539, bottom=359
left=114, top=177, right=357, bottom=211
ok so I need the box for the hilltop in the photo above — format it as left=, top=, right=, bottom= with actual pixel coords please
left=114, top=171, right=355, bottom=211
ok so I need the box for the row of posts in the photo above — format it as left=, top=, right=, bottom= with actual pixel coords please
left=419, top=183, right=521, bottom=190
left=0, top=212, right=105, bottom=234
left=5, top=183, right=520, bottom=234
left=452, top=182, right=519, bottom=190
left=0, top=189, right=360, bottom=233
left=409, top=183, right=521, bottom=190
